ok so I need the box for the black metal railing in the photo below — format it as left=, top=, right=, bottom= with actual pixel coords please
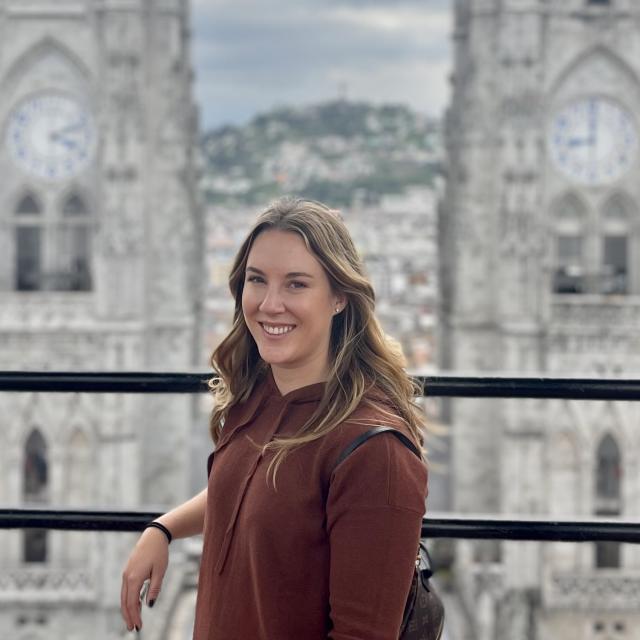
left=3, top=371, right=640, bottom=400
left=2, top=508, right=640, bottom=543
left=2, top=371, right=640, bottom=542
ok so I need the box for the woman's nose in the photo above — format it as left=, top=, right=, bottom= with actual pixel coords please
left=258, top=287, right=285, bottom=313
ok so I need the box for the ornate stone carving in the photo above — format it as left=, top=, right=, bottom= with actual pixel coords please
left=552, top=299, right=640, bottom=329
left=544, top=572, right=640, bottom=611
left=0, top=569, right=95, bottom=603
left=0, top=294, right=93, bottom=329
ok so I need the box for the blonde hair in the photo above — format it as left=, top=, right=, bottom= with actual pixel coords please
left=209, top=197, right=426, bottom=488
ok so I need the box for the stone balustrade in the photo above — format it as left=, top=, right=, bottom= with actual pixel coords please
left=551, top=297, right=640, bottom=328
left=0, top=293, right=95, bottom=330
left=0, top=568, right=95, bottom=603
left=543, top=570, right=640, bottom=611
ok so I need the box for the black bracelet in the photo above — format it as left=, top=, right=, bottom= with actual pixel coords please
left=144, top=521, right=172, bottom=544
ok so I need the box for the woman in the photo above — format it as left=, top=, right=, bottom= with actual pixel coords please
left=121, top=197, right=429, bottom=639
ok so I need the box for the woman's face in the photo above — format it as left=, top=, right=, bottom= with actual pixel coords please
left=242, top=229, right=345, bottom=381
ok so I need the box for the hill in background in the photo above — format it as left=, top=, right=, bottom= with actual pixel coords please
left=199, top=100, right=442, bottom=207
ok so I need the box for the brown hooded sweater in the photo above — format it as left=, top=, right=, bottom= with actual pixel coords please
left=193, top=370, right=428, bottom=640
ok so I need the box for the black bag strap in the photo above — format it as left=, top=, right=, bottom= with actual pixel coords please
left=332, top=426, right=421, bottom=473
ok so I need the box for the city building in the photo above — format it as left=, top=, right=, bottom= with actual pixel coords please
left=441, top=1, right=640, bottom=638
left=203, top=186, right=440, bottom=376
left=0, top=1, right=201, bottom=638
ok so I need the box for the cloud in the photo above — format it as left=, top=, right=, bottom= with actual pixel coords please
left=190, top=0, right=452, bottom=130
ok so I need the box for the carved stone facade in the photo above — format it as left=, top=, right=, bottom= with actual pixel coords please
left=441, top=1, right=640, bottom=638
left=0, top=1, right=201, bottom=638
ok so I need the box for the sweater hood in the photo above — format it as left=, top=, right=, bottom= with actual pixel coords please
left=215, top=369, right=325, bottom=452
left=215, top=368, right=400, bottom=453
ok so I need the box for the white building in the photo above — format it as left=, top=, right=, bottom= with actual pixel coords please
left=441, top=1, right=640, bottom=638
left=0, top=1, right=202, bottom=638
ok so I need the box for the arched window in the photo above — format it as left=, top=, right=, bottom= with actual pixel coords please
left=13, top=191, right=93, bottom=292
left=54, top=193, right=92, bottom=291
left=62, top=194, right=88, bottom=217
left=552, top=194, right=586, bottom=294
left=601, top=195, right=631, bottom=295
left=23, top=429, right=48, bottom=563
left=596, top=434, right=621, bottom=503
left=594, top=434, right=621, bottom=569
left=16, top=194, right=41, bottom=215
left=551, top=191, right=637, bottom=296
left=23, top=429, right=48, bottom=502
left=14, top=193, right=43, bottom=291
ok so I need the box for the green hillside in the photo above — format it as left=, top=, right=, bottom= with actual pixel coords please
left=199, top=100, right=442, bottom=207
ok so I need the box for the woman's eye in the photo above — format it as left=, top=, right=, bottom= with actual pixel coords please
left=289, top=281, right=307, bottom=289
left=246, top=275, right=264, bottom=283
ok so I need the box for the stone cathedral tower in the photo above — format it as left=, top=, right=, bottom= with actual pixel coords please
left=0, top=1, right=201, bottom=638
left=442, top=1, right=640, bottom=638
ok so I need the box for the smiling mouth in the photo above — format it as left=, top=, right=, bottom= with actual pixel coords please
left=260, top=322, right=296, bottom=336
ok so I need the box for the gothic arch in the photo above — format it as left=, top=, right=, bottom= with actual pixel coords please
left=603, top=190, right=636, bottom=208
left=2, top=36, right=92, bottom=91
left=58, top=189, right=92, bottom=217
left=548, top=45, right=640, bottom=100
left=594, top=432, right=622, bottom=568
left=15, top=193, right=42, bottom=216
left=65, top=427, right=92, bottom=506
left=9, top=186, right=44, bottom=215
left=562, top=400, right=591, bottom=455
left=23, top=428, right=48, bottom=502
left=595, top=433, right=621, bottom=501
left=592, top=402, right=629, bottom=451
left=22, top=428, right=49, bottom=563
left=19, top=395, right=54, bottom=435
left=550, top=431, right=579, bottom=469
left=549, top=192, right=588, bottom=222
left=548, top=406, right=582, bottom=514
left=601, top=190, right=636, bottom=221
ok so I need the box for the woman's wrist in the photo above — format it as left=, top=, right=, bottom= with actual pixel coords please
left=144, top=521, right=173, bottom=544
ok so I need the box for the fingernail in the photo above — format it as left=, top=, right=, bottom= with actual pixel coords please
left=149, top=599, right=155, bottom=608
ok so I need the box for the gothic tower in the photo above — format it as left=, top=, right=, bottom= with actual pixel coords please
left=442, top=1, right=640, bottom=638
left=0, top=1, right=202, bottom=638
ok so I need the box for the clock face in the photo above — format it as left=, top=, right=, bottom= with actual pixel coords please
left=549, top=97, right=638, bottom=186
left=6, top=93, right=95, bottom=181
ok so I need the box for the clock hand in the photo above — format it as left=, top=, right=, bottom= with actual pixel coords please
left=589, top=100, right=598, bottom=146
left=589, top=102, right=598, bottom=176
left=567, top=137, right=594, bottom=147
left=51, top=121, right=85, bottom=137
left=49, top=132, right=78, bottom=149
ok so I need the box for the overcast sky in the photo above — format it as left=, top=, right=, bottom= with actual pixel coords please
left=190, top=0, right=452, bottom=132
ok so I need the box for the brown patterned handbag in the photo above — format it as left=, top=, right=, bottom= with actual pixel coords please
left=334, top=427, right=445, bottom=640
left=399, top=540, right=445, bottom=640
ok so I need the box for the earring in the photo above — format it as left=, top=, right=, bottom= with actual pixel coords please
left=334, top=306, right=340, bottom=314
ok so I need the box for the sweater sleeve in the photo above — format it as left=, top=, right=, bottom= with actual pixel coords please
left=325, top=433, right=428, bottom=640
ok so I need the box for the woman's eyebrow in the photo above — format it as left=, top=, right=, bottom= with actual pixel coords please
left=246, top=266, right=315, bottom=278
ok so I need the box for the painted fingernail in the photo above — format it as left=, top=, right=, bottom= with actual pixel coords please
left=149, top=599, right=155, bottom=608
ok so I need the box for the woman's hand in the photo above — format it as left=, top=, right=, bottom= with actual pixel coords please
left=120, top=527, right=169, bottom=632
